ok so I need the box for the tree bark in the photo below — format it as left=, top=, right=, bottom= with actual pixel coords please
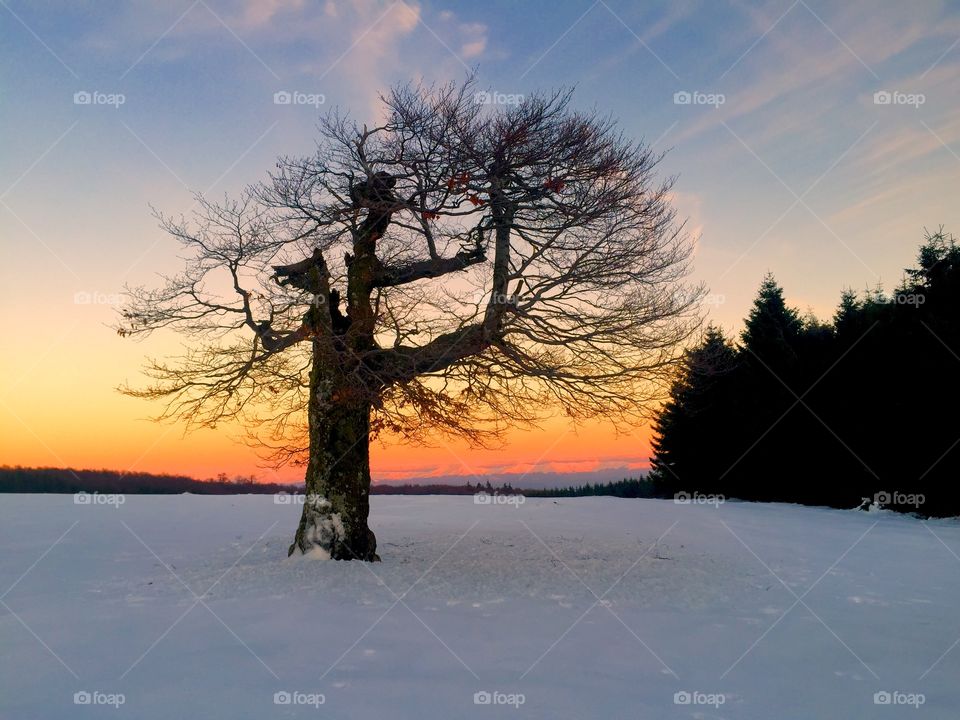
left=284, top=190, right=393, bottom=561
left=287, top=344, right=379, bottom=560
left=283, top=245, right=380, bottom=561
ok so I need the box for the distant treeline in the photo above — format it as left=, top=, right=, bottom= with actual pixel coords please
left=652, top=229, right=960, bottom=517
left=374, top=482, right=479, bottom=495
left=0, top=466, right=298, bottom=495
left=390, top=478, right=659, bottom=498
left=0, top=466, right=656, bottom=498
left=523, top=478, right=658, bottom=498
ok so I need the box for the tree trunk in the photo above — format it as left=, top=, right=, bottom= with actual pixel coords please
left=287, top=343, right=379, bottom=561
left=287, top=191, right=391, bottom=561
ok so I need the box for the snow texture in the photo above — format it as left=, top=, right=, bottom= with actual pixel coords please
left=1, top=494, right=958, bottom=718
left=296, top=495, right=344, bottom=559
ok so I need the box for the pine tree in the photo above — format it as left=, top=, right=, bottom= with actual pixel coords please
left=651, top=325, right=740, bottom=497
left=833, top=289, right=861, bottom=340
left=741, top=273, right=803, bottom=372
left=650, top=232, right=960, bottom=515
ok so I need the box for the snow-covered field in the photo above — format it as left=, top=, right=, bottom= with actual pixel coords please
left=1, top=494, right=957, bottom=719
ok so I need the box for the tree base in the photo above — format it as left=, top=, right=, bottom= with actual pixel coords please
left=287, top=497, right=380, bottom=561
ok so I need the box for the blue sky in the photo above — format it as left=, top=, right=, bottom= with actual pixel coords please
left=2, top=0, right=959, bottom=479
left=4, top=1, right=958, bottom=324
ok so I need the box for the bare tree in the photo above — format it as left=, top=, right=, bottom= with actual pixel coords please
left=119, top=79, right=703, bottom=560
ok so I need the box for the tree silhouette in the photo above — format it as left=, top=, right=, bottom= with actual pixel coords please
left=119, top=80, right=702, bottom=559
left=650, top=325, right=740, bottom=497
left=652, top=229, right=960, bottom=516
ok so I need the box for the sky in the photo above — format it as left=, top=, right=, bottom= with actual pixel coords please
left=1, top=0, right=958, bottom=484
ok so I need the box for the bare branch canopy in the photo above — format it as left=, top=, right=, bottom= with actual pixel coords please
left=119, top=78, right=703, bottom=559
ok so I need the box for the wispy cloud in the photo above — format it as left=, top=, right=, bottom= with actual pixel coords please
left=672, top=2, right=960, bottom=149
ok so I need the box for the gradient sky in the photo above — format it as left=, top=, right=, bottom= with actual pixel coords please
left=2, top=0, right=958, bottom=483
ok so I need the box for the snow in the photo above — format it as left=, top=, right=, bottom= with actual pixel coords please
left=293, top=494, right=345, bottom=558
left=1, top=494, right=958, bottom=718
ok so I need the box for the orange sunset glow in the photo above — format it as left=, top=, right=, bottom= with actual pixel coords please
left=0, top=300, right=651, bottom=482
left=2, top=0, right=957, bottom=489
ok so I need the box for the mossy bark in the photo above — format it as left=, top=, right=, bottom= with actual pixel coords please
left=287, top=346, right=378, bottom=560
left=286, top=209, right=385, bottom=561
left=285, top=193, right=393, bottom=562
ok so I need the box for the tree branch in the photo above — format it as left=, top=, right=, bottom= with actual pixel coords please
left=374, top=245, right=486, bottom=288
left=366, top=323, right=488, bottom=383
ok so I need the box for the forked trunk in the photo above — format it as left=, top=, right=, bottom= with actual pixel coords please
left=288, top=345, right=379, bottom=561
left=286, top=187, right=395, bottom=561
